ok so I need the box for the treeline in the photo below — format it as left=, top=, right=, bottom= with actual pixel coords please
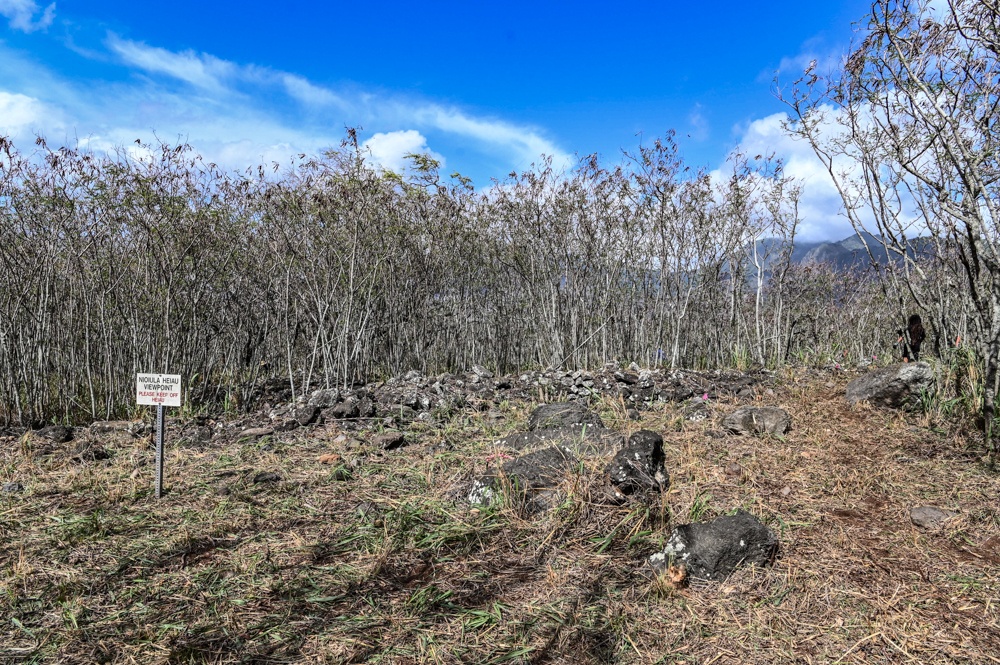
left=0, top=132, right=917, bottom=425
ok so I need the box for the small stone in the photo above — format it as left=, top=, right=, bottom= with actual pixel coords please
left=2, top=481, right=23, bottom=494
left=910, top=506, right=958, bottom=529
left=333, top=468, right=352, bottom=481
left=241, top=427, right=274, bottom=438
left=374, top=432, right=406, bottom=450
left=252, top=471, right=281, bottom=484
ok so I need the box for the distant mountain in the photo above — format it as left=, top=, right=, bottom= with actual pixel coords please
left=754, top=232, right=930, bottom=273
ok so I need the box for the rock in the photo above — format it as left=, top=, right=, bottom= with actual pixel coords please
left=380, top=404, right=418, bottom=424
left=2, top=481, right=23, bottom=494
left=90, top=421, right=142, bottom=436
left=253, top=471, right=281, bottom=484
left=274, top=419, right=300, bottom=432
left=240, top=427, right=274, bottom=438
left=606, top=430, right=669, bottom=496
left=357, top=394, right=376, bottom=418
left=722, top=406, right=791, bottom=436
left=330, top=397, right=360, bottom=419
left=308, top=388, right=341, bottom=408
left=469, top=446, right=577, bottom=513
left=36, top=424, right=72, bottom=443
left=527, top=403, right=605, bottom=431
left=374, top=432, right=407, bottom=451
left=188, top=425, right=214, bottom=443
left=497, top=426, right=623, bottom=456
left=846, top=362, right=935, bottom=409
left=292, top=404, right=319, bottom=426
left=649, top=510, right=778, bottom=581
left=682, top=398, right=709, bottom=422
left=73, top=443, right=111, bottom=462
left=472, top=364, right=493, bottom=379
left=910, top=506, right=959, bottom=529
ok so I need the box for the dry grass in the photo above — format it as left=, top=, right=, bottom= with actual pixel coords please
left=1, top=370, right=998, bottom=664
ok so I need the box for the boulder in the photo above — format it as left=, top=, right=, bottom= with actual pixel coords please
left=292, top=404, right=319, bottom=426
left=308, top=388, right=341, bottom=408
left=497, top=426, right=623, bottom=456
left=36, top=424, right=73, bottom=443
left=846, top=362, right=934, bottom=409
left=527, top=403, right=604, bottom=431
left=649, top=510, right=778, bottom=581
left=606, top=430, right=669, bottom=496
left=722, top=406, right=791, bottom=436
left=469, top=446, right=577, bottom=513
left=330, top=397, right=360, bottom=419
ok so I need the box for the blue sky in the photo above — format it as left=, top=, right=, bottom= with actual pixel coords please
left=0, top=0, right=873, bottom=241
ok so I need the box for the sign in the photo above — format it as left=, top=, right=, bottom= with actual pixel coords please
left=136, top=373, right=182, bottom=407
left=137, top=372, right=182, bottom=499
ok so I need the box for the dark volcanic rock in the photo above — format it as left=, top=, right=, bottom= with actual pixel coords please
left=469, top=446, right=577, bottom=513
left=374, top=432, right=407, bottom=451
left=649, top=510, right=778, bottom=581
left=330, top=397, right=360, bottom=419
left=253, top=471, right=281, bottom=484
left=846, top=362, right=935, bottom=410
left=606, top=430, right=669, bottom=496
left=37, top=425, right=73, bottom=444
left=292, top=404, right=319, bottom=426
left=497, top=426, right=623, bottom=456
left=308, top=388, right=341, bottom=408
left=527, top=403, right=604, bottom=431
left=722, top=406, right=791, bottom=436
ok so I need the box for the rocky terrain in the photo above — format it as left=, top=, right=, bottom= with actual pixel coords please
left=1, top=362, right=998, bottom=664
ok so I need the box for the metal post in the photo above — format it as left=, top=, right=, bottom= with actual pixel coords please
left=155, top=404, right=165, bottom=498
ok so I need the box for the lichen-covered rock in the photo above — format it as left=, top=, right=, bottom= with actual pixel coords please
left=846, top=362, right=934, bottom=409
left=606, top=430, right=668, bottom=496
left=649, top=510, right=778, bottom=581
left=722, top=406, right=791, bottom=436
left=527, top=403, right=604, bottom=431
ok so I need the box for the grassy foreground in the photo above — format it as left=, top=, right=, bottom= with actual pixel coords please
left=1, top=369, right=998, bottom=664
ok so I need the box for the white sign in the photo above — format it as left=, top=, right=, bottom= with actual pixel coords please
left=136, top=373, right=182, bottom=407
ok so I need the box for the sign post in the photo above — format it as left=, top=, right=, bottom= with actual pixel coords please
left=136, top=373, right=182, bottom=498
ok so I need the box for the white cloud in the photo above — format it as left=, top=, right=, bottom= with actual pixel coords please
left=362, top=130, right=444, bottom=175
left=728, top=110, right=856, bottom=243
left=282, top=74, right=344, bottom=109
left=106, top=34, right=235, bottom=92
left=405, top=103, right=571, bottom=172
left=0, top=35, right=568, bottom=184
left=0, top=0, right=54, bottom=32
left=0, top=90, right=64, bottom=135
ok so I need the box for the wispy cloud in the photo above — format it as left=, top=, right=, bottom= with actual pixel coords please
left=0, top=0, right=54, bottom=33
left=687, top=103, right=709, bottom=142
left=0, top=33, right=567, bottom=184
left=106, top=35, right=235, bottom=92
